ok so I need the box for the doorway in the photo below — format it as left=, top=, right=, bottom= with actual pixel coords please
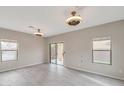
left=49, top=42, right=64, bottom=65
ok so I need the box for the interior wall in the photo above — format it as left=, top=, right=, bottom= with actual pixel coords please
left=0, top=28, right=47, bottom=72
left=46, top=20, right=124, bottom=80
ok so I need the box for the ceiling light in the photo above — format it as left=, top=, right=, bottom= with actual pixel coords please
left=28, top=26, right=44, bottom=37
left=66, top=11, right=82, bottom=26
left=34, top=29, right=44, bottom=36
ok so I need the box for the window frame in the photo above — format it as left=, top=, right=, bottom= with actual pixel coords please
left=0, top=39, right=18, bottom=62
left=92, top=37, right=112, bottom=65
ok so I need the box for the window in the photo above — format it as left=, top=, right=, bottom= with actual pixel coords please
left=0, top=40, right=18, bottom=62
left=92, top=37, right=111, bottom=65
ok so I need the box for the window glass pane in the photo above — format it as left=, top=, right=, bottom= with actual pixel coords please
left=2, top=51, right=17, bottom=61
left=57, top=43, right=64, bottom=65
left=93, top=51, right=110, bottom=64
left=93, top=40, right=110, bottom=50
left=50, top=44, right=57, bottom=64
left=1, top=41, right=17, bottom=50
left=92, top=37, right=111, bottom=65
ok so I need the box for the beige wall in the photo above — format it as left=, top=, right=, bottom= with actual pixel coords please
left=0, top=20, right=124, bottom=80
left=47, top=20, right=124, bottom=80
left=0, top=28, right=47, bottom=72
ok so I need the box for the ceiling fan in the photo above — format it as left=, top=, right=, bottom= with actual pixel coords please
left=65, top=6, right=83, bottom=26
left=28, top=26, right=44, bottom=37
left=66, top=10, right=82, bottom=26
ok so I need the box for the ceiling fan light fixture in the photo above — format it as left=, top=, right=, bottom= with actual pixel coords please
left=34, top=32, right=43, bottom=36
left=34, top=29, right=44, bottom=36
left=66, top=11, right=82, bottom=26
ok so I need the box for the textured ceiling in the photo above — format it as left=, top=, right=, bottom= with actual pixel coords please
left=0, top=6, right=124, bottom=37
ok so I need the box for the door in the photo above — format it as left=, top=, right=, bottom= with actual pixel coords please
left=50, top=42, right=64, bottom=65
left=50, top=43, right=57, bottom=64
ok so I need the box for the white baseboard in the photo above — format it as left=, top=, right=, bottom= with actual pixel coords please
left=65, top=65, right=124, bottom=81
left=0, top=62, right=46, bottom=73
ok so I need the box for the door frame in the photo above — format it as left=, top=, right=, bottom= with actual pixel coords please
left=49, top=42, right=64, bottom=65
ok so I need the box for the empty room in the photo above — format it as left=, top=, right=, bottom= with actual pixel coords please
left=0, top=6, right=124, bottom=86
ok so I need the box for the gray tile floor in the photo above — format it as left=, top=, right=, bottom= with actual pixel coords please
left=0, top=63, right=124, bottom=86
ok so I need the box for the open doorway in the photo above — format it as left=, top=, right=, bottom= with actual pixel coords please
left=49, top=42, right=64, bottom=65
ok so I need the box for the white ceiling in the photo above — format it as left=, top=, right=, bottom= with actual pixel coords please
left=0, top=6, right=124, bottom=37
